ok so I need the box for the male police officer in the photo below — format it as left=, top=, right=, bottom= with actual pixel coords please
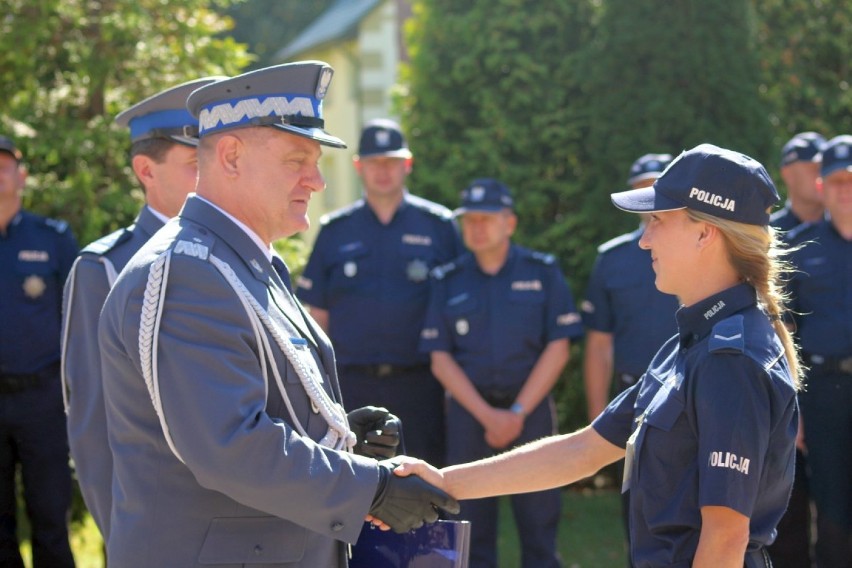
left=581, top=153, right=680, bottom=565
left=770, top=131, right=826, bottom=231
left=61, top=77, right=221, bottom=543
left=0, top=135, right=77, bottom=567
left=297, top=119, right=462, bottom=466
left=419, top=179, right=583, bottom=568
left=766, top=132, right=822, bottom=568
left=785, top=134, right=852, bottom=568
left=97, top=62, right=457, bottom=567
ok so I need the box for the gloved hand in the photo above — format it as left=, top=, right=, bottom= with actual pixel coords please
left=347, top=406, right=402, bottom=459
left=368, top=461, right=460, bottom=533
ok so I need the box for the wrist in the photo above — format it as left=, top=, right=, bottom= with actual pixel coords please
left=509, top=402, right=527, bottom=418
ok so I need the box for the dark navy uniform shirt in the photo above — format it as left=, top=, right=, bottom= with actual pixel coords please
left=418, top=245, right=584, bottom=389
left=769, top=203, right=803, bottom=233
left=1, top=210, right=78, bottom=374
left=785, top=219, right=852, bottom=358
left=593, top=284, right=798, bottom=567
left=582, top=227, right=679, bottom=377
left=297, top=192, right=462, bottom=366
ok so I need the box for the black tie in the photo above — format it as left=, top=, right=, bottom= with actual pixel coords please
left=271, top=256, right=294, bottom=293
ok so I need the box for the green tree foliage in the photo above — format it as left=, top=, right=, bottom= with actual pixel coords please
left=754, top=0, right=852, bottom=153
left=0, top=0, right=250, bottom=246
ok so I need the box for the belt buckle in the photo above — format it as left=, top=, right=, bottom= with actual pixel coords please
left=840, top=358, right=852, bottom=375
left=376, top=364, right=393, bottom=378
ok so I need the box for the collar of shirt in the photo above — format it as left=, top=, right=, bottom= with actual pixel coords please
left=193, top=194, right=273, bottom=262
left=675, top=283, right=757, bottom=348
left=363, top=188, right=411, bottom=224
left=145, top=204, right=169, bottom=225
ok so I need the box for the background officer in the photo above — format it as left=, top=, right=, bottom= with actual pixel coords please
left=0, top=135, right=77, bottom=567
left=581, top=153, right=679, bottom=565
left=97, top=62, right=456, bottom=567
left=297, top=118, right=462, bottom=467
left=766, top=132, right=822, bottom=568
left=785, top=134, right=852, bottom=568
left=771, top=131, right=826, bottom=231
left=419, top=178, right=584, bottom=568
left=61, top=76, right=221, bottom=544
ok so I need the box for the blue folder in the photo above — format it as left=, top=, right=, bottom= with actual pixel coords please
left=350, top=519, right=471, bottom=568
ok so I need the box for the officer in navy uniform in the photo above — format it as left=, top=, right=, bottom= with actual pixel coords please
left=61, top=76, right=221, bottom=544
left=785, top=134, right=852, bottom=568
left=96, top=62, right=457, bottom=567
left=766, top=131, right=823, bottom=568
left=0, top=135, right=78, bottom=567
left=398, top=144, right=802, bottom=568
left=419, top=179, right=584, bottom=568
left=770, top=131, right=826, bottom=232
left=297, top=118, right=462, bottom=467
left=581, top=153, right=679, bottom=565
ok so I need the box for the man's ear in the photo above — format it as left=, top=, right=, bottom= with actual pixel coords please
left=816, top=177, right=824, bottom=196
left=404, top=156, right=414, bottom=174
left=216, top=134, right=241, bottom=178
left=131, top=154, right=155, bottom=186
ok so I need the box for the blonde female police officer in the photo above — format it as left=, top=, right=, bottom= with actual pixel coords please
left=396, top=143, right=802, bottom=568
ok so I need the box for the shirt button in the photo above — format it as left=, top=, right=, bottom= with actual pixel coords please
left=253, top=545, right=263, bottom=556
left=331, top=521, right=345, bottom=532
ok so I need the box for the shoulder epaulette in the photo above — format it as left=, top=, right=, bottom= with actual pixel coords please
left=42, top=217, right=69, bottom=234
left=783, top=220, right=819, bottom=244
left=80, top=227, right=133, bottom=256
left=320, top=200, right=364, bottom=226
left=597, top=231, right=638, bottom=254
left=170, top=226, right=215, bottom=261
left=525, top=249, right=556, bottom=265
left=431, top=259, right=462, bottom=280
left=708, top=314, right=745, bottom=354
left=406, top=193, right=454, bottom=220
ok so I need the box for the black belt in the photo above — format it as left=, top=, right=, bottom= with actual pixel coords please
left=803, top=353, right=852, bottom=375
left=0, top=362, right=60, bottom=394
left=342, top=363, right=430, bottom=379
left=475, top=386, right=520, bottom=409
left=745, top=547, right=772, bottom=568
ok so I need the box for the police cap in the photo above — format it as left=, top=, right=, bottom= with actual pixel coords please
left=819, top=134, right=852, bottom=178
left=115, top=77, right=224, bottom=147
left=780, top=131, right=825, bottom=167
left=186, top=61, right=346, bottom=148
left=627, top=153, right=673, bottom=186
left=0, top=135, right=22, bottom=162
left=611, top=143, right=779, bottom=226
left=356, top=119, right=412, bottom=159
left=455, top=178, right=514, bottom=216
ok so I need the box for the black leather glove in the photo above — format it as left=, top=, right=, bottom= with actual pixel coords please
left=368, top=462, right=460, bottom=533
left=347, top=406, right=402, bottom=460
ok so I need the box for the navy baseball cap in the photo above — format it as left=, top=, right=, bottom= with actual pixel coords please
left=454, top=178, right=514, bottom=215
left=819, top=134, right=852, bottom=178
left=780, top=131, right=825, bottom=167
left=186, top=61, right=346, bottom=148
left=627, top=153, right=673, bottom=186
left=0, top=135, right=22, bottom=162
left=115, top=77, right=225, bottom=147
left=611, top=143, right=779, bottom=226
left=356, top=119, right=412, bottom=159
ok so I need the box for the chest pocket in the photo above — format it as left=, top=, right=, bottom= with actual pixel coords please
left=631, top=373, right=687, bottom=484
left=328, top=242, right=371, bottom=291
left=444, top=293, right=481, bottom=347
left=198, top=516, right=306, bottom=564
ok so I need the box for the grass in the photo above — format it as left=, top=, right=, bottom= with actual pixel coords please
left=18, top=486, right=626, bottom=568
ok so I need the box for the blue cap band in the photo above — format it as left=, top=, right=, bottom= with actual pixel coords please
left=198, top=94, right=322, bottom=137
left=129, top=108, right=198, bottom=142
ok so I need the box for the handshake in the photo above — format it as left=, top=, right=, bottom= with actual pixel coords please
left=347, top=406, right=458, bottom=533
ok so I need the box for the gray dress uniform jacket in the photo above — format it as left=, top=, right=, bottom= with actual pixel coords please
left=62, top=205, right=165, bottom=541
left=98, top=196, right=379, bottom=567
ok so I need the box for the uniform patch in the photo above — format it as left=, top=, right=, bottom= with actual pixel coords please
left=22, top=275, right=46, bottom=299
left=557, top=312, right=581, bottom=326
left=703, top=300, right=726, bottom=320
left=174, top=240, right=209, bottom=260
left=297, top=275, right=313, bottom=290
left=421, top=328, right=439, bottom=340
left=344, top=261, right=357, bottom=277
left=455, top=319, right=470, bottom=336
left=709, top=451, right=750, bottom=475
left=580, top=299, right=595, bottom=314
left=406, top=259, right=429, bottom=282
left=401, top=234, right=432, bottom=246
left=511, top=279, right=542, bottom=291
left=18, top=250, right=48, bottom=262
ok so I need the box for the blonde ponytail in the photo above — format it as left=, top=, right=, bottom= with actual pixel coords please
left=687, top=210, right=803, bottom=389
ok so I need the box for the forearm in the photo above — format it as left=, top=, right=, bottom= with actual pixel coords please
left=514, top=339, right=569, bottom=414
left=692, top=506, right=749, bottom=568
left=430, top=351, right=493, bottom=424
left=442, top=425, right=623, bottom=500
left=583, top=330, right=614, bottom=420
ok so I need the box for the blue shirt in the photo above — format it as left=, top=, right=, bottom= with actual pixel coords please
left=418, top=245, right=583, bottom=389
left=0, top=210, right=78, bottom=374
left=582, top=227, right=679, bottom=377
left=593, top=284, right=797, bottom=567
left=297, top=192, right=462, bottom=366
left=785, top=219, right=852, bottom=358
left=769, top=203, right=803, bottom=233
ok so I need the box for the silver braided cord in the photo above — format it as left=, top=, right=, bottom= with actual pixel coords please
left=138, top=251, right=186, bottom=463
left=208, top=254, right=355, bottom=451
